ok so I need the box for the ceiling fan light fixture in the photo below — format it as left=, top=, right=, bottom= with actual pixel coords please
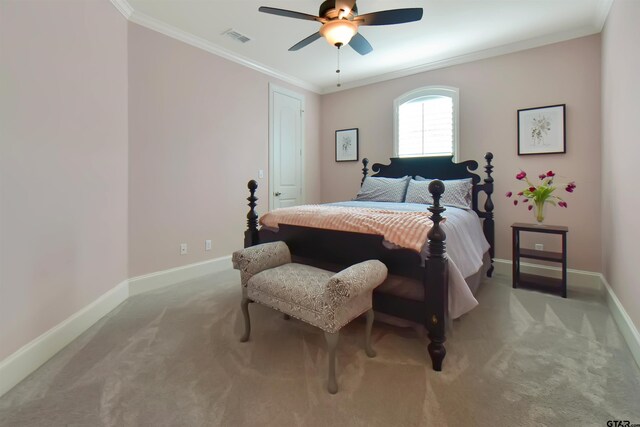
left=320, top=19, right=357, bottom=47
left=259, top=2, right=423, bottom=55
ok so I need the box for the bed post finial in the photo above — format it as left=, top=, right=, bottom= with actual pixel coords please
left=361, top=158, right=369, bottom=186
left=244, top=180, right=260, bottom=248
left=427, top=181, right=446, bottom=258
left=483, top=152, right=495, bottom=277
left=426, top=180, right=448, bottom=371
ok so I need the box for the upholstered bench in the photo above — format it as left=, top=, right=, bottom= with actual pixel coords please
left=232, top=241, right=388, bottom=394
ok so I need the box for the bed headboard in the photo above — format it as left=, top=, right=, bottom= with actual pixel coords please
left=361, top=152, right=495, bottom=276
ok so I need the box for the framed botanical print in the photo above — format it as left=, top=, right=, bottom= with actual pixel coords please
left=335, top=128, right=359, bottom=162
left=517, top=104, right=566, bottom=155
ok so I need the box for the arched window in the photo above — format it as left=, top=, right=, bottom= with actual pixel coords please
left=393, top=86, right=459, bottom=159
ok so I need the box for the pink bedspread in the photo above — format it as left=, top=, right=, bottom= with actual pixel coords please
left=259, top=205, right=436, bottom=253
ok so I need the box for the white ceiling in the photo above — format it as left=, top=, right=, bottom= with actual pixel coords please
left=118, top=0, right=611, bottom=93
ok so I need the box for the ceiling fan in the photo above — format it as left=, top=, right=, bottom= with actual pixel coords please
left=258, top=0, right=423, bottom=55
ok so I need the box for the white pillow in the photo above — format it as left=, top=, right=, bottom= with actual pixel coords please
left=405, top=178, right=473, bottom=209
left=355, top=176, right=410, bottom=202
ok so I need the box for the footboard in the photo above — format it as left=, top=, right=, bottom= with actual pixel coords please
left=243, top=179, right=449, bottom=371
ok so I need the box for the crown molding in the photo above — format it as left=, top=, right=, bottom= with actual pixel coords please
left=594, top=0, right=614, bottom=30
left=320, top=25, right=601, bottom=94
left=109, top=0, right=604, bottom=96
left=108, top=0, right=321, bottom=94
left=109, top=0, right=133, bottom=19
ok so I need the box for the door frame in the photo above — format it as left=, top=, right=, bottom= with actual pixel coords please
left=268, top=83, right=306, bottom=210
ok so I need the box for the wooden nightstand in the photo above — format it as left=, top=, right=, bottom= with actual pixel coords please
left=511, top=223, right=568, bottom=298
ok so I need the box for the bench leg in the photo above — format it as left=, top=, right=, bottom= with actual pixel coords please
left=364, top=309, right=376, bottom=358
left=240, top=297, right=251, bottom=342
left=324, top=331, right=339, bottom=394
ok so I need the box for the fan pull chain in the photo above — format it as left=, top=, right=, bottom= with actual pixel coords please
left=336, top=45, right=341, bottom=88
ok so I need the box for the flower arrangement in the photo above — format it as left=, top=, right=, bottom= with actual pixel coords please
left=506, top=170, right=576, bottom=223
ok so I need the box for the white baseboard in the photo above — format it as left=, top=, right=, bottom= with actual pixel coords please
left=0, top=279, right=129, bottom=397
left=128, top=255, right=233, bottom=296
left=492, top=258, right=603, bottom=294
left=0, top=255, right=236, bottom=398
left=3, top=255, right=636, bottom=399
left=493, top=258, right=640, bottom=370
left=601, top=275, right=640, bottom=370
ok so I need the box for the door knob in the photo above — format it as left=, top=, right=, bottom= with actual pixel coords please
left=274, top=192, right=281, bottom=196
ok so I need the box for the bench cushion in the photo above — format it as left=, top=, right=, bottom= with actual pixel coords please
left=248, top=263, right=333, bottom=314
left=247, top=263, right=375, bottom=333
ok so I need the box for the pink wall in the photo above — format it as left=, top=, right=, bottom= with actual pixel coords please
left=1, top=0, right=624, bottom=365
left=601, top=0, right=640, bottom=329
left=320, top=35, right=602, bottom=271
left=0, top=1, right=129, bottom=359
left=128, top=24, right=321, bottom=277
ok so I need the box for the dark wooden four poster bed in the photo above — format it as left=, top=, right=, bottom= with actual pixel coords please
left=242, top=152, right=495, bottom=371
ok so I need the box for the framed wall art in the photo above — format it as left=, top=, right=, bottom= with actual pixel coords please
left=517, top=104, right=566, bottom=155
left=335, top=128, right=359, bottom=162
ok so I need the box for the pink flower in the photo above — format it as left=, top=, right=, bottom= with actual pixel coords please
left=510, top=169, right=574, bottom=213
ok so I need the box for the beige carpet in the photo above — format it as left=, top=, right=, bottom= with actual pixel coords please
left=1, top=269, right=639, bottom=427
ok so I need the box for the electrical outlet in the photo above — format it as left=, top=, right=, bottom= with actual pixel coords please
left=535, top=244, right=544, bottom=251
left=205, top=240, right=212, bottom=251
left=180, top=243, right=187, bottom=255
left=259, top=169, right=264, bottom=179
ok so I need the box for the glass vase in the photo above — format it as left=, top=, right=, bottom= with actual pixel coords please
left=534, top=200, right=545, bottom=223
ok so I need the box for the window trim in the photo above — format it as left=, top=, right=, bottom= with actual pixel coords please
left=393, top=86, right=459, bottom=160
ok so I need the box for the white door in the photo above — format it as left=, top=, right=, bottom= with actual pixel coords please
left=269, top=85, right=304, bottom=209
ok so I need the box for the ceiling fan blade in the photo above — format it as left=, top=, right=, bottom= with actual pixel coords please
left=357, top=8, right=423, bottom=26
left=258, top=6, right=319, bottom=22
left=289, top=32, right=322, bottom=51
left=349, top=32, right=373, bottom=55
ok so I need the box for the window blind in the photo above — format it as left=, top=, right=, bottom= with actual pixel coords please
left=398, top=96, right=453, bottom=157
